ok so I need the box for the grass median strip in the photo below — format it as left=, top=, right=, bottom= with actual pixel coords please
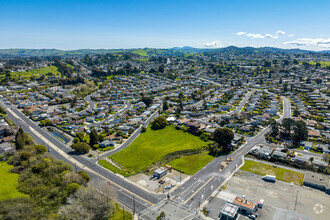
left=240, top=160, right=304, bottom=185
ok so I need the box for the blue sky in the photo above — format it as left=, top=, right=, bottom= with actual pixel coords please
left=1, top=0, right=329, bottom=50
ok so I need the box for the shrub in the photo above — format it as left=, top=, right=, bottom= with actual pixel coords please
left=35, top=145, right=47, bottom=154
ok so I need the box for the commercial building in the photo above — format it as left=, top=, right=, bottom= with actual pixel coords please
left=219, top=202, right=239, bottom=219
left=153, top=167, right=168, bottom=179
left=303, top=172, right=330, bottom=193
left=233, top=196, right=256, bottom=214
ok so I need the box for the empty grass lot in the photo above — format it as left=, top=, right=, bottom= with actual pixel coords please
left=0, top=161, right=27, bottom=201
left=168, top=152, right=215, bottom=175
left=109, top=203, right=133, bottom=220
left=106, top=126, right=208, bottom=175
left=240, top=160, right=304, bottom=185
left=0, top=66, right=60, bottom=81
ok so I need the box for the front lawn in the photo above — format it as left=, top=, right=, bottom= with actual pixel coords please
left=107, top=126, right=208, bottom=175
left=168, top=152, right=215, bottom=175
left=0, top=161, right=27, bottom=200
left=240, top=160, right=304, bottom=185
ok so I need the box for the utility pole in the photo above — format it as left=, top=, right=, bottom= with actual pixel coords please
left=294, top=190, right=299, bottom=211
left=133, top=195, right=135, bottom=216
left=123, top=207, right=125, bottom=220
left=74, top=163, right=77, bottom=172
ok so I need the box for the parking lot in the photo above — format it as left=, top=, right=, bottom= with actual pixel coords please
left=206, top=171, right=329, bottom=220
left=127, top=169, right=189, bottom=193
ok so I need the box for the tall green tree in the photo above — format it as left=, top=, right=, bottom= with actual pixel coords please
left=163, top=100, right=169, bottom=112
left=89, top=129, right=99, bottom=147
left=71, top=142, right=90, bottom=154
left=282, top=118, right=295, bottom=136
left=141, top=96, right=153, bottom=107
left=151, top=116, right=167, bottom=130
left=15, top=128, right=25, bottom=150
left=292, top=120, right=308, bottom=145
left=213, top=128, right=234, bottom=152
left=270, top=119, right=279, bottom=137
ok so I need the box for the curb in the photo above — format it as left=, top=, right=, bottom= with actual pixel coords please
left=197, top=157, right=246, bottom=220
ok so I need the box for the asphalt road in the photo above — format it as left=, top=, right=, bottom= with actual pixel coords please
left=0, top=100, right=162, bottom=214
left=0, top=95, right=291, bottom=217
left=86, top=100, right=132, bottom=128
left=170, top=96, right=291, bottom=211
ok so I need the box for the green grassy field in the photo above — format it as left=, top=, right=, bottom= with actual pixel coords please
left=168, top=152, right=215, bottom=175
left=240, top=160, right=304, bottom=185
left=107, top=126, right=208, bottom=175
left=131, top=49, right=148, bottom=56
left=0, top=66, right=61, bottom=81
left=299, top=61, right=330, bottom=67
left=110, top=203, right=133, bottom=220
left=0, top=161, right=27, bottom=201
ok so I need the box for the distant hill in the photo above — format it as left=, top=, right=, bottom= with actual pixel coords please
left=0, top=46, right=325, bottom=57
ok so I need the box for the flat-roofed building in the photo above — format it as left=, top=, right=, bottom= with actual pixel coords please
left=303, top=172, right=330, bottom=193
left=233, top=196, right=256, bottom=214
left=219, top=202, right=239, bottom=219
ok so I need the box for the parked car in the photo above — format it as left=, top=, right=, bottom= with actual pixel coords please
left=158, top=179, right=163, bottom=183
left=149, top=176, right=154, bottom=180
left=159, top=180, right=165, bottom=184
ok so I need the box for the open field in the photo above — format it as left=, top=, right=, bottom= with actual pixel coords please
left=240, top=160, right=304, bottom=185
left=106, top=126, right=208, bottom=176
left=299, top=61, right=330, bottom=67
left=110, top=203, right=133, bottom=220
left=131, top=49, right=148, bottom=56
left=0, top=66, right=61, bottom=81
left=0, top=161, right=27, bottom=201
left=168, top=152, right=215, bottom=175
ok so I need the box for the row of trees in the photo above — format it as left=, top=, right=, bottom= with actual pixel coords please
left=269, top=118, right=308, bottom=145
left=71, top=129, right=100, bottom=154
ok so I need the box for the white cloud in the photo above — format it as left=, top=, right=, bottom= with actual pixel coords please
left=288, top=34, right=294, bottom=37
left=284, top=38, right=330, bottom=48
left=202, top=41, right=223, bottom=48
left=246, top=33, right=264, bottom=39
left=265, top=34, right=279, bottom=39
left=277, top=30, right=285, bottom=35
left=236, top=32, right=246, bottom=36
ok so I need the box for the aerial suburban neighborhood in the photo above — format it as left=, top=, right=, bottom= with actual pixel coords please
left=0, top=1, right=329, bottom=220
left=0, top=46, right=329, bottom=220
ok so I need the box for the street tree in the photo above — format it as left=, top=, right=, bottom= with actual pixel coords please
left=292, top=120, right=308, bottom=145
left=270, top=119, right=279, bottom=137
left=213, top=128, right=234, bottom=152
left=71, top=142, right=90, bottom=154
left=89, top=129, right=99, bottom=147
left=282, top=118, right=295, bottom=136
